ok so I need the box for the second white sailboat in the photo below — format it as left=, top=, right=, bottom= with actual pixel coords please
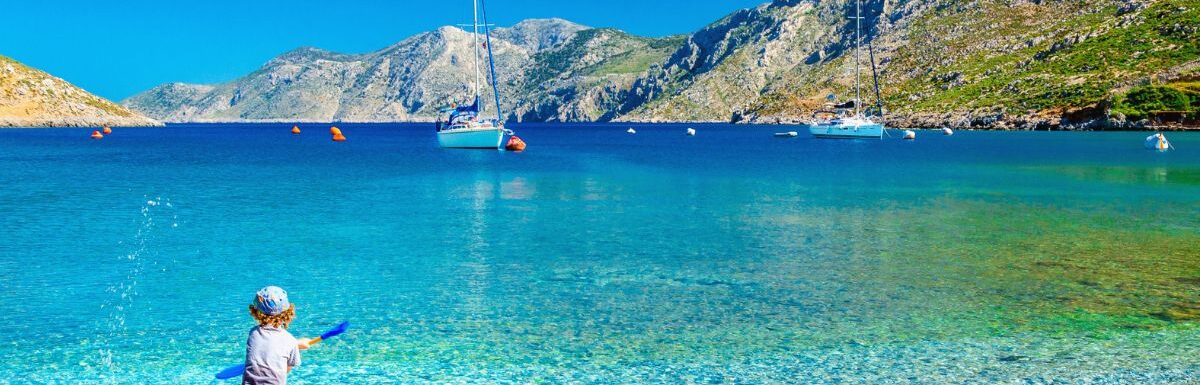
left=809, top=0, right=885, bottom=139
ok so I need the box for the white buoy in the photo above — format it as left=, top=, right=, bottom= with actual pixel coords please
left=942, top=127, right=954, bottom=136
left=1145, top=133, right=1172, bottom=151
left=686, top=128, right=696, bottom=136
left=627, top=127, right=637, bottom=134
left=903, top=130, right=917, bottom=140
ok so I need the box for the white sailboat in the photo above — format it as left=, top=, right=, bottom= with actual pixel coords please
left=809, top=0, right=885, bottom=139
left=437, top=0, right=511, bottom=149
left=809, top=115, right=885, bottom=139
left=1145, top=132, right=1173, bottom=151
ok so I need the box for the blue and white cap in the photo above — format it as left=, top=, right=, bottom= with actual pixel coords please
left=253, top=286, right=290, bottom=316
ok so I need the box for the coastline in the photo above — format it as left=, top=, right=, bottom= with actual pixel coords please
left=747, top=111, right=1200, bottom=131
left=0, top=116, right=164, bottom=128
left=101, top=117, right=1197, bottom=131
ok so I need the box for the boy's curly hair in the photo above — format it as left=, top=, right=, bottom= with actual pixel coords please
left=249, top=304, right=296, bottom=329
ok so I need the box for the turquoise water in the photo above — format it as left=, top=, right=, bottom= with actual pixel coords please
left=1, top=124, right=1199, bottom=384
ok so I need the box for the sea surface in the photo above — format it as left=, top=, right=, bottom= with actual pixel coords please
left=1, top=123, right=1198, bottom=384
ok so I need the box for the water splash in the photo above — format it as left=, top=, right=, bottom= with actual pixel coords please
left=94, top=197, right=176, bottom=380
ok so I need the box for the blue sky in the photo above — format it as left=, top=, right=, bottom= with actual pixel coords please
left=1, top=0, right=766, bottom=101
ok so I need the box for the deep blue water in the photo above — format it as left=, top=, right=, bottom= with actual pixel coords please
left=1, top=123, right=1198, bottom=383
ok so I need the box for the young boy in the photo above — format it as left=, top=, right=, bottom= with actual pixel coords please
left=244, top=286, right=313, bottom=385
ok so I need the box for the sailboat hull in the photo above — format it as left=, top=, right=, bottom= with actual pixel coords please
left=437, top=127, right=506, bottom=149
left=809, top=124, right=884, bottom=139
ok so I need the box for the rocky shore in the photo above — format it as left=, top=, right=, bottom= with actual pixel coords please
left=746, top=107, right=1197, bottom=131
left=0, top=116, right=162, bottom=128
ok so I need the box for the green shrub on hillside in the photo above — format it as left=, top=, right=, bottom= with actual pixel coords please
left=1179, top=82, right=1200, bottom=109
left=1113, top=85, right=1192, bottom=121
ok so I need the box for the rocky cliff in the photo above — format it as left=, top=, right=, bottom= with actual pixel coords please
left=0, top=55, right=161, bottom=128
left=125, top=1, right=1200, bottom=129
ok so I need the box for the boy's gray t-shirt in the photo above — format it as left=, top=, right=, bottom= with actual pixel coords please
left=243, top=325, right=301, bottom=385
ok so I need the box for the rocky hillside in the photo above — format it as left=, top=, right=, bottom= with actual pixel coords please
left=0, top=55, right=160, bottom=128
left=619, top=0, right=1199, bottom=129
left=513, top=28, right=684, bottom=122
left=613, top=1, right=831, bottom=122
left=123, top=26, right=534, bottom=123
left=744, top=0, right=1195, bottom=128
left=125, top=1, right=1200, bottom=129
left=124, top=19, right=681, bottom=123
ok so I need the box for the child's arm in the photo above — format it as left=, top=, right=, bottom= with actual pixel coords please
left=287, top=342, right=302, bottom=372
left=287, top=337, right=313, bottom=373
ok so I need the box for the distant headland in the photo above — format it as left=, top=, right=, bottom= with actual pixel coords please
left=0, top=55, right=161, bottom=128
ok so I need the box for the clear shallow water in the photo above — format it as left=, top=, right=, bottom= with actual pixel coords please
left=0, top=123, right=1198, bottom=384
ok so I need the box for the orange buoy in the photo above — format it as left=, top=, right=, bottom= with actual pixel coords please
left=102, top=126, right=112, bottom=135
left=332, top=133, right=347, bottom=142
left=90, top=131, right=104, bottom=140
left=330, top=126, right=342, bottom=136
left=292, top=126, right=301, bottom=135
left=506, top=136, right=527, bottom=152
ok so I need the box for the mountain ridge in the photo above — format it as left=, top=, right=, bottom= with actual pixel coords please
left=123, top=18, right=649, bottom=123
left=124, top=2, right=1200, bottom=129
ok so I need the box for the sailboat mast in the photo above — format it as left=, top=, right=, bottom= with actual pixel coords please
left=868, top=39, right=884, bottom=117
left=855, top=0, right=862, bottom=117
left=472, top=0, right=482, bottom=103
left=480, top=0, right=503, bottom=122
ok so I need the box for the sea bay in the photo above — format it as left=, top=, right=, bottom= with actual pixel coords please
left=0, top=123, right=1198, bottom=383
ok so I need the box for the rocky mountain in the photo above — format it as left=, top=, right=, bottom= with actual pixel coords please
left=0, top=55, right=160, bottom=128
left=124, top=26, right=530, bottom=123
left=124, top=19, right=679, bottom=123
left=512, top=28, right=684, bottom=122
left=617, top=0, right=1199, bottom=128
left=126, top=1, right=1200, bottom=129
